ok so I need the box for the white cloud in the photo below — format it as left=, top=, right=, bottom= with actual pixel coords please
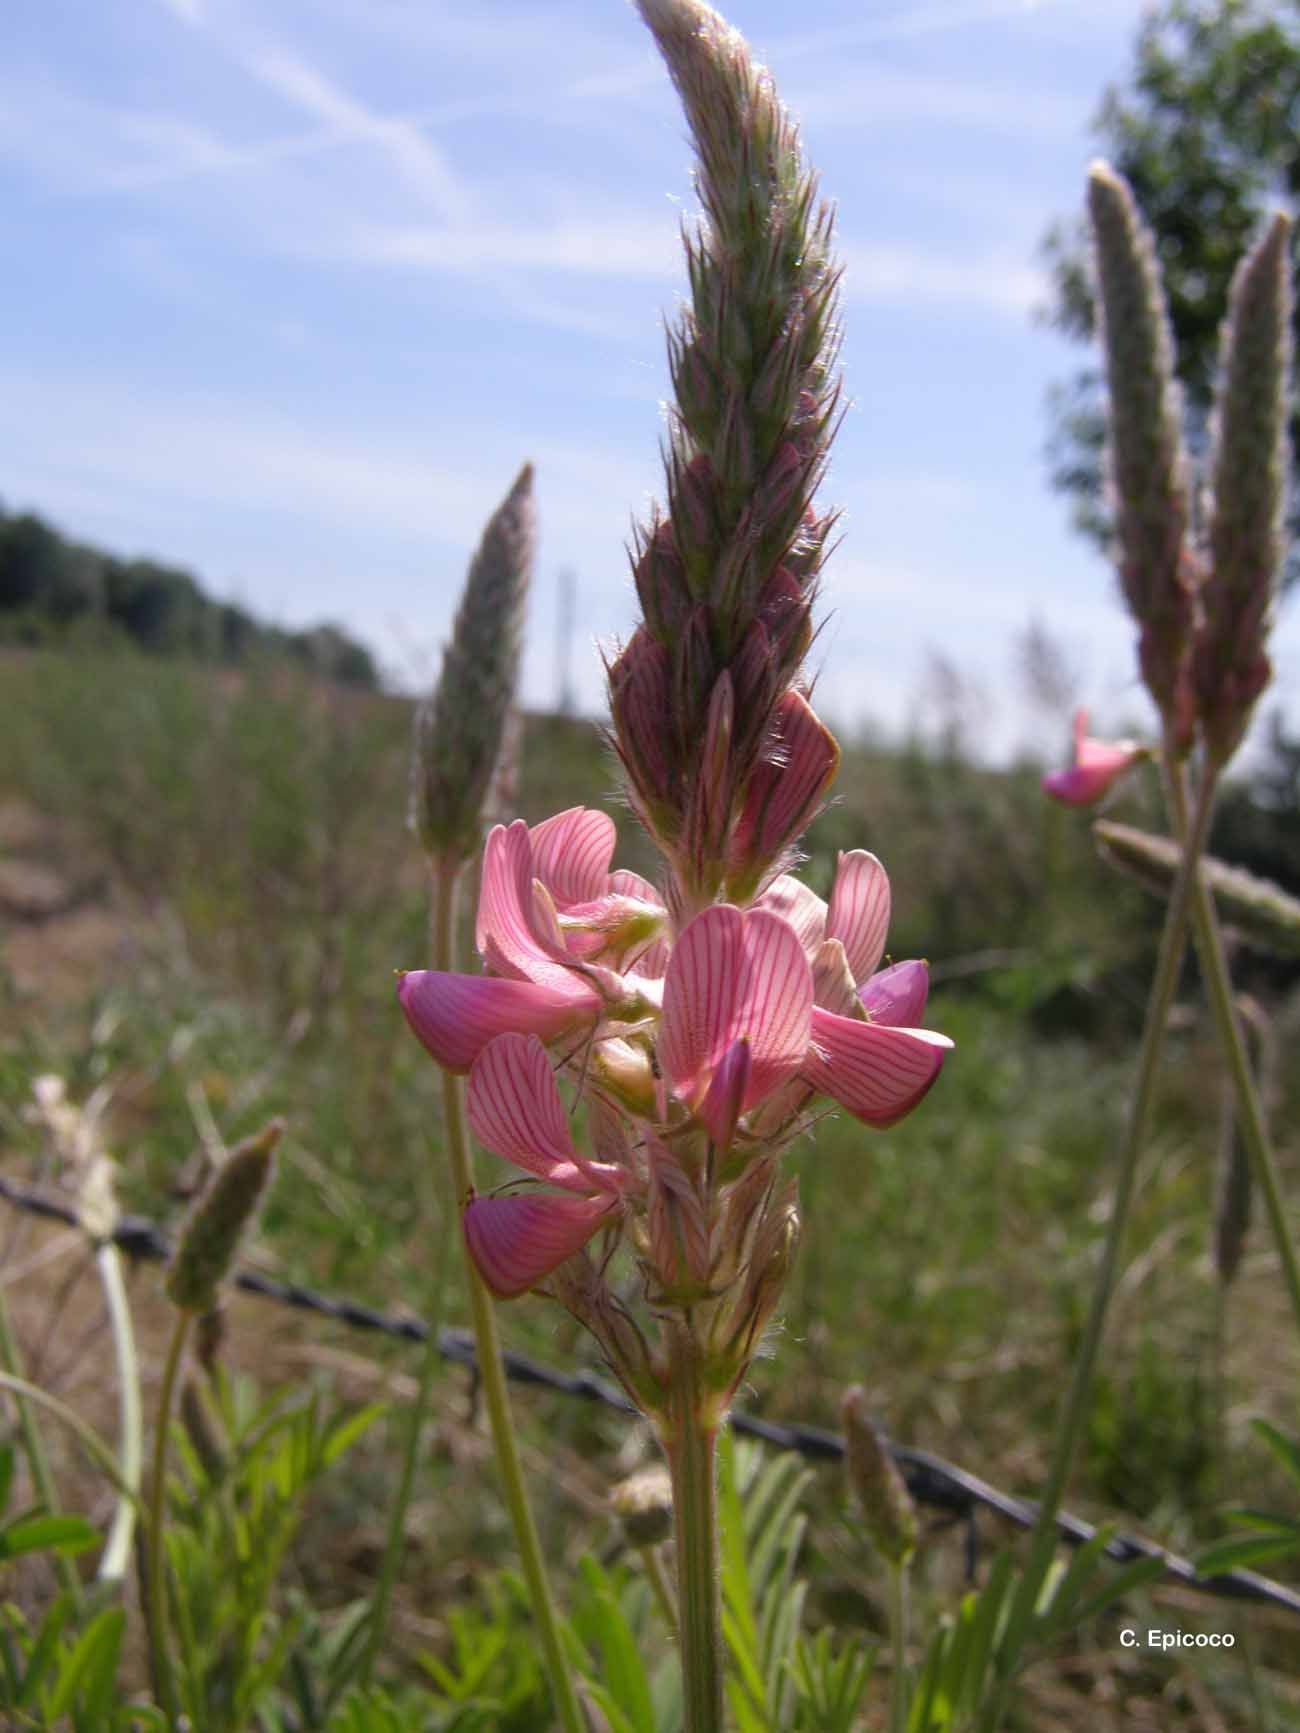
left=245, top=50, right=469, bottom=223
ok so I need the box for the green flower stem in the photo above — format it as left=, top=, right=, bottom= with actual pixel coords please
left=888, top=1563, right=911, bottom=1733
left=982, top=772, right=1216, bottom=1730
left=429, top=860, right=586, bottom=1733
left=360, top=1148, right=455, bottom=1684
left=639, top=1542, right=680, bottom=1639
left=664, top=1325, right=723, bottom=1733
left=146, top=1309, right=189, bottom=1721
left=0, top=1288, right=81, bottom=1604
left=96, top=1242, right=143, bottom=1584
left=1163, top=761, right=1300, bottom=1335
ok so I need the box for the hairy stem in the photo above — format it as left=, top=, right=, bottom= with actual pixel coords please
left=664, top=1325, right=723, bottom=1733
left=430, top=860, right=585, bottom=1733
left=1164, top=760, right=1300, bottom=1336
left=96, top=1242, right=143, bottom=1584
left=982, top=772, right=1216, bottom=1728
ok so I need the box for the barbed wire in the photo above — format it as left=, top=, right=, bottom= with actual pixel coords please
left=3, top=1172, right=1299, bottom=1619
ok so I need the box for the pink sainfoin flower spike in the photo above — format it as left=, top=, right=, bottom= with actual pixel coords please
left=1042, top=709, right=1146, bottom=808
left=399, top=807, right=667, bottom=1072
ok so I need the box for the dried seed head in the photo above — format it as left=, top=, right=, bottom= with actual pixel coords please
left=841, top=1386, right=917, bottom=1567
left=166, top=1120, right=281, bottom=1314
left=1194, top=214, right=1293, bottom=767
left=1086, top=164, right=1196, bottom=747
left=411, top=463, right=535, bottom=866
left=611, top=1465, right=675, bottom=1548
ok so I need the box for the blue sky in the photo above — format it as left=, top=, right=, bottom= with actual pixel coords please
left=3, top=0, right=1293, bottom=758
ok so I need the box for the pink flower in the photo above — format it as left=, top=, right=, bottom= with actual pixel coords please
left=662, top=887, right=950, bottom=1138
left=400, top=808, right=667, bottom=1073
left=1042, top=709, right=1146, bottom=807
left=462, top=1032, right=624, bottom=1297
left=758, top=851, right=952, bottom=1128
left=658, top=905, right=814, bottom=1145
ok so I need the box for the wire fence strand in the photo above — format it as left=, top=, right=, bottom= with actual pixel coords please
left=3, top=1172, right=1298, bottom=1619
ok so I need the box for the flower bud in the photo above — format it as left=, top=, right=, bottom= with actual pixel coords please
left=166, top=1120, right=281, bottom=1315
left=727, top=689, right=840, bottom=893
left=1086, top=164, right=1195, bottom=746
left=411, top=463, right=535, bottom=866
left=611, top=1466, right=675, bottom=1548
left=841, top=1386, right=917, bottom=1567
left=1194, top=213, right=1293, bottom=767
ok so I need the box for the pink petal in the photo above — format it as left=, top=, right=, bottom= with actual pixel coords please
left=475, top=823, right=588, bottom=989
left=398, top=970, right=597, bottom=1074
left=755, top=874, right=828, bottom=957
left=698, top=1037, right=751, bottom=1150
left=827, top=852, right=891, bottom=987
left=529, top=808, right=617, bottom=908
left=859, top=959, right=930, bottom=1027
left=729, top=690, right=840, bottom=871
left=463, top=1192, right=615, bottom=1299
left=1042, top=710, right=1144, bottom=807
left=659, top=906, right=813, bottom=1113
left=469, top=1034, right=625, bottom=1193
left=468, top=1033, right=583, bottom=1187
left=804, top=1004, right=952, bottom=1128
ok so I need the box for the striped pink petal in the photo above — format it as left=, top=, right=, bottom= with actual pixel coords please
left=827, top=852, right=891, bottom=987
left=529, top=808, right=617, bottom=907
left=755, top=874, right=828, bottom=957
left=803, top=1005, right=952, bottom=1129
left=398, top=970, right=598, bottom=1074
left=475, top=822, right=586, bottom=990
left=463, top=1192, right=615, bottom=1298
left=859, top=959, right=930, bottom=1027
left=468, top=1034, right=582, bottom=1187
left=659, top=906, right=813, bottom=1114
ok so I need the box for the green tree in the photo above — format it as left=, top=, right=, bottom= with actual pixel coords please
left=1042, top=0, right=1300, bottom=571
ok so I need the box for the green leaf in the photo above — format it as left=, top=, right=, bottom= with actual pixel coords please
left=45, top=1605, right=125, bottom=1720
left=574, top=1557, right=654, bottom=1733
left=1248, top=1419, right=1300, bottom=1490
left=321, top=1403, right=387, bottom=1470
left=1065, top=1553, right=1167, bottom=1628
left=0, top=1515, right=100, bottom=1563
left=1194, top=1532, right=1300, bottom=1576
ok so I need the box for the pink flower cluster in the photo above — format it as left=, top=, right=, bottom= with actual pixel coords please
left=399, top=807, right=951, bottom=1300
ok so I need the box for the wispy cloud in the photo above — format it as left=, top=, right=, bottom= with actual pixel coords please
left=246, top=50, right=469, bottom=223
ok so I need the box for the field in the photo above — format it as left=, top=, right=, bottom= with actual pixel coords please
left=2, top=647, right=1299, bottom=1729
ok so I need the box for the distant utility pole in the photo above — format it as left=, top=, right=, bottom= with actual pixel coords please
left=556, top=566, right=577, bottom=715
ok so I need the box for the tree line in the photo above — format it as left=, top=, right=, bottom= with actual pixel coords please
left=0, top=502, right=378, bottom=688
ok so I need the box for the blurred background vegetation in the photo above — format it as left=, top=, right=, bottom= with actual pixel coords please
left=2, top=640, right=1299, bottom=1724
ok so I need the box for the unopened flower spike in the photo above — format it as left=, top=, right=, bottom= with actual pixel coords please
left=166, top=1120, right=281, bottom=1315
left=612, top=0, right=844, bottom=908
left=1087, top=163, right=1196, bottom=752
left=1042, top=708, right=1147, bottom=807
left=411, top=462, right=535, bottom=867
left=1193, top=212, right=1293, bottom=768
